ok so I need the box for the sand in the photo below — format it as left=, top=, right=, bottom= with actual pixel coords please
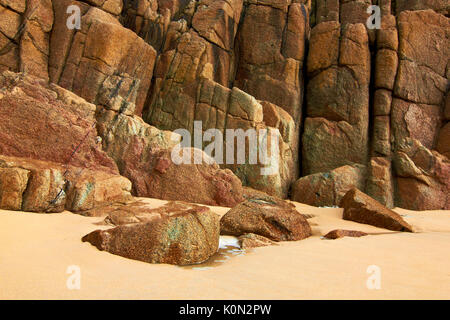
left=0, top=199, right=449, bottom=300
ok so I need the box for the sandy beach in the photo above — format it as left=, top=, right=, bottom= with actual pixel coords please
left=1, top=199, right=449, bottom=300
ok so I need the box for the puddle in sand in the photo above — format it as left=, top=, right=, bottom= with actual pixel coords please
left=184, top=236, right=247, bottom=270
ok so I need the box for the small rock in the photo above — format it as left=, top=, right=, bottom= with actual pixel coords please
left=323, top=229, right=368, bottom=240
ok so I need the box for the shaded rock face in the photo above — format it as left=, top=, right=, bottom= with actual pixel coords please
left=0, top=155, right=132, bottom=213
left=323, top=229, right=368, bottom=240
left=82, top=205, right=220, bottom=265
left=340, top=188, right=414, bottom=232
left=394, top=139, right=450, bottom=211
left=220, top=194, right=312, bottom=241
left=0, top=1, right=448, bottom=211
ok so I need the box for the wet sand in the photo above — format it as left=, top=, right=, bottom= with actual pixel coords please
left=0, top=199, right=449, bottom=300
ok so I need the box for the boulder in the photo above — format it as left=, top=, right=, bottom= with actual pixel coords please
left=0, top=155, right=132, bottom=213
left=220, top=194, right=312, bottom=241
left=82, top=205, right=220, bottom=265
left=340, top=188, right=414, bottom=232
left=291, top=164, right=366, bottom=207
left=97, top=107, right=244, bottom=207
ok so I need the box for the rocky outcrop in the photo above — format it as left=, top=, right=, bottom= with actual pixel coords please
left=0, top=155, right=132, bottom=213
left=220, top=194, right=312, bottom=241
left=0, top=71, right=118, bottom=173
left=82, top=204, right=220, bottom=265
left=0, top=1, right=448, bottom=212
left=340, top=188, right=414, bottom=232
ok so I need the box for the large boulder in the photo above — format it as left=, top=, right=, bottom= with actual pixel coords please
left=0, top=155, right=132, bottom=213
left=82, top=205, right=220, bottom=265
left=220, top=194, right=312, bottom=241
left=97, top=107, right=245, bottom=207
left=340, top=188, right=414, bottom=232
left=291, top=164, right=366, bottom=207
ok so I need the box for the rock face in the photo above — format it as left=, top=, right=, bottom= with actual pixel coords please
left=50, top=2, right=156, bottom=116
left=303, top=22, right=370, bottom=175
left=0, top=71, right=118, bottom=173
left=82, top=205, right=220, bottom=265
left=393, top=139, right=450, bottom=211
left=323, top=229, right=368, bottom=240
left=0, top=1, right=448, bottom=211
left=220, top=194, right=312, bottom=241
left=340, top=188, right=414, bottom=232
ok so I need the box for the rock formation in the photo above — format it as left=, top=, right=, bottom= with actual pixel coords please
left=0, top=0, right=449, bottom=215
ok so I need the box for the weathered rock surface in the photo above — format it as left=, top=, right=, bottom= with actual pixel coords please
left=82, top=205, right=220, bottom=265
left=0, top=155, right=132, bottom=213
left=340, top=188, right=414, bottom=232
left=393, top=138, right=450, bottom=210
left=0, top=71, right=118, bottom=174
left=291, top=164, right=366, bottom=207
left=365, top=157, right=394, bottom=208
left=220, top=194, right=312, bottom=241
left=303, top=22, right=370, bottom=175
left=323, top=229, right=368, bottom=240
left=1, top=1, right=449, bottom=212
left=51, top=2, right=156, bottom=116
left=97, top=107, right=244, bottom=206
